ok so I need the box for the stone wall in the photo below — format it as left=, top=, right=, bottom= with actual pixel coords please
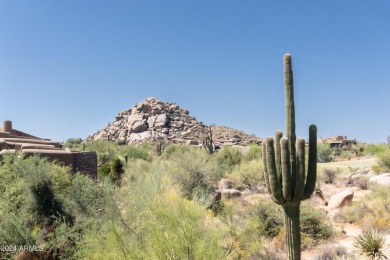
left=72, top=152, right=97, bottom=179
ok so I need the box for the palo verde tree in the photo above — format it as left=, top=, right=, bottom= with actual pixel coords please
left=262, top=53, right=317, bottom=260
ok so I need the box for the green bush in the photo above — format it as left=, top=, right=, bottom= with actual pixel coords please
left=120, top=145, right=151, bottom=162
left=364, top=143, right=388, bottom=156
left=68, top=174, right=108, bottom=215
left=236, top=199, right=284, bottom=241
left=300, top=202, right=333, bottom=245
left=169, top=148, right=223, bottom=200
left=244, top=145, right=262, bottom=161
left=98, top=162, right=111, bottom=179
left=0, top=155, right=112, bottom=259
left=229, top=160, right=264, bottom=190
left=317, top=143, right=333, bottom=163
left=64, top=137, right=83, bottom=149
left=78, top=159, right=227, bottom=259
left=162, top=143, right=188, bottom=159
left=373, top=149, right=390, bottom=173
left=147, top=193, right=226, bottom=259
left=216, top=146, right=243, bottom=173
left=85, top=140, right=118, bottom=157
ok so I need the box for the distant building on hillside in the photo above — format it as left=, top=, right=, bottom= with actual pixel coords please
left=318, top=135, right=357, bottom=148
left=0, top=120, right=97, bottom=178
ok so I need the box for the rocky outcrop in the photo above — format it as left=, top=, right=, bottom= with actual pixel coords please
left=88, top=97, right=263, bottom=146
left=219, top=178, right=233, bottom=190
left=369, top=173, right=390, bottom=187
left=211, top=125, right=262, bottom=146
left=327, top=189, right=354, bottom=209
left=221, top=189, right=242, bottom=199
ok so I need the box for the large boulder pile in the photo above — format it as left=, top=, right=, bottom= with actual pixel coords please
left=211, top=125, right=262, bottom=146
left=88, top=97, right=262, bottom=146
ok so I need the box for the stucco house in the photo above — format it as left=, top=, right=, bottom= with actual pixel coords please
left=0, top=120, right=97, bottom=178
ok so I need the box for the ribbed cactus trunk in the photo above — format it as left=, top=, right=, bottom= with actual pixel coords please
left=262, top=54, right=317, bottom=260
left=283, top=203, right=301, bottom=260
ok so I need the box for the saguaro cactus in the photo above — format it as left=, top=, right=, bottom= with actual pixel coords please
left=203, top=126, right=214, bottom=154
left=262, top=53, right=317, bottom=260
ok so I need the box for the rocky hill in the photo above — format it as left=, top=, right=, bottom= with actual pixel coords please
left=88, top=97, right=262, bottom=146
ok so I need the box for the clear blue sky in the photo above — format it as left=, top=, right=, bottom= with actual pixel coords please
left=1, top=1, right=389, bottom=144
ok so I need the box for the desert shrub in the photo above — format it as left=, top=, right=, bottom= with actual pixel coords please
left=162, top=143, right=188, bottom=159
left=216, top=146, right=243, bottom=173
left=7, top=155, right=72, bottom=224
left=257, top=245, right=286, bottom=260
left=312, top=244, right=351, bottom=260
left=321, top=168, right=339, bottom=184
left=147, top=191, right=226, bottom=259
left=85, top=140, right=118, bottom=158
left=343, top=185, right=390, bottom=231
left=0, top=155, right=112, bottom=259
left=353, top=176, right=369, bottom=190
left=68, top=174, right=108, bottom=215
left=339, top=149, right=355, bottom=160
left=27, top=169, right=71, bottom=224
left=253, top=201, right=284, bottom=238
left=97, top=152, right=110, bottom=165
left=168, top=148, right=223, bottom=200
left=229, top=159, right=264, bottom=191
left=78, top=160, right=227, bottom=259
left=120, top=145, right=151, bottom=162
left=98, top=162, right=111, bottom=179
left=0, top=211, right=36, bottom=249
left=342, top=201, right=369, bottom=225
left=373, top=149, right=390, bottom=173
left=244, top=145, right=262, bottom=161
left=354, top=229, right=387, bottom=259
left=110, top=157, right=124, bottom=184
left=363, top=143, right=388, bottom=156
left=300, top=202, right=333, bottom=247
left=64, top=137, right=83, bottom=149
left=77, top=220, right=144, bottom=259
left=317, top=143, right=333, bottom=163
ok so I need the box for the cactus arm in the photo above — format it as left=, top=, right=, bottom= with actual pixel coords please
left=284, top=54, right=296, bottom=172
left=303, top=124, right=318, bottom=200
left=263, top=140, right=281, bottom=204
left=275, top=130, right=283, bottom=186
left=293, top=138, right=306, bottom=202
left=281, top=137, right=292, bottom=201
left=262, top=140, right=272, bottom=195
left=265, top=137, right=285, bottom=204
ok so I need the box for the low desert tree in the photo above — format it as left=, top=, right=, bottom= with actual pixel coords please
left=317, top=143, right=333, bottom=163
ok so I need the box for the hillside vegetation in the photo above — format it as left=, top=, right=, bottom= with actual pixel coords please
left=1, top=141, right=389, bottom=259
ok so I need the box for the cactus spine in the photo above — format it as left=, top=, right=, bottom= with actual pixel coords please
left=262, top=54, right=317, bottom=260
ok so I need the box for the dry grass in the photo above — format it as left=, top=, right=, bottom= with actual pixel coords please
left=318, top=158, right=376, bottom=175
